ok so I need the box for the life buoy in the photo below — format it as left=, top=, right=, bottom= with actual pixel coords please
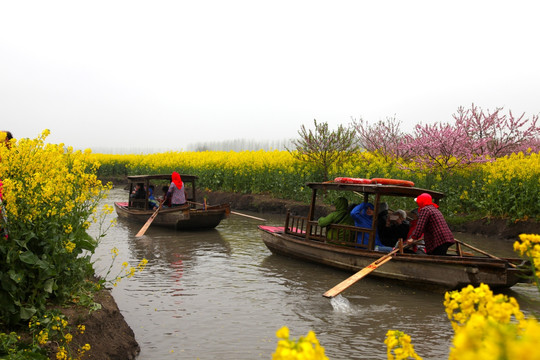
left=370, top=178, right=415, bottom=187
left=334, top=177, right=372, bottom=184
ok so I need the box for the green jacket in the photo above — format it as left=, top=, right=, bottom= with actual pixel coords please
left=317, top=197, right=355, bottom=242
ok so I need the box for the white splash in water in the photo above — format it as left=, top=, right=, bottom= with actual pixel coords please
left=330, top=295, right=356, bottom=314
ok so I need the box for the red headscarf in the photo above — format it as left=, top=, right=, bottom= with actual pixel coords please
left=171, top=171, right=183, bottom=189
left=415, top=193, right=438, bottom=209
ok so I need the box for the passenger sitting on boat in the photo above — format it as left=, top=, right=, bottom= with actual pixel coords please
left=404, top=208, right=425, bottom=253
left=148, top=185, right=159, bottom=210
left=350, top=202, right=392, bottom=252
left=406, top=193, right=455, bottom=255
left=379, top=209, right=410, bottom=248
left=165, top=171, right=186, bottom=207
left=317, top=197, right=355, bottom=242
left=407, top=208, right=418, bottom=238
left=130, top=183, right=146, bottom=199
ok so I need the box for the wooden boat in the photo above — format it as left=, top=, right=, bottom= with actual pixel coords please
left=259, top=180, right=530, bottom=290
left=114, top=174, right=230, bottom=230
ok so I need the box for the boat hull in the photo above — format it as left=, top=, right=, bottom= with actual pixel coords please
left=115, top=202, right=229, bottom=230
left=259, top=226, right=525, bottom=290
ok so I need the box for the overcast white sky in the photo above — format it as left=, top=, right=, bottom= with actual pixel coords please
left=1, top=1, right=539, bottom=152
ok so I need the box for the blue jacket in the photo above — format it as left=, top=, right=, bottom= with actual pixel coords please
left=350, top=202, right=382, bottom=246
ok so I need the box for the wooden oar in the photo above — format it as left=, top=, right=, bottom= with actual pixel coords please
left=135, top=200, right=164, bottom=237
left=323, top=240, right=421, bottom=298
left=188, top=201, right=266, bottom=221
left=230, top=211, right=266, bottom=221
left=455, top=239, right=517, bottom=268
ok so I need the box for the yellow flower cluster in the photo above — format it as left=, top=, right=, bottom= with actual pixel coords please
left=443, top=283, right=540, bottom=360
left=272, top=326, right=329, bottom=360
left=55, top=341, right=91, bottom=359
left=64, top=240, right=76, bottom=253
left=0, top=130, right=109, bottom=224
left=56, top=346, right=68, bottom=360
left=384, top=330, right=422, bottom=360
left=27, top=313, right=91, bottom=360
left=514, top=233, right=540, bottom=279
left=106, top=249, right=149, bottom=287
left=483, top=151, right=539, bottom=183
left=444, top=283, right=524, bottom=330
left=37, top=329, right=49, bottom=345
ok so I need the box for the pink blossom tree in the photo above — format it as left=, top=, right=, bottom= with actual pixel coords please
left=453, top=104, right=540, bottom=157
left=399, top=121, right=490, bottom=174
left=397, top=104, right=539, bottom=174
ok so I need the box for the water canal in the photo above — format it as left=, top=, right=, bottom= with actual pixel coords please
left=90, top=188, right=539, bottom=360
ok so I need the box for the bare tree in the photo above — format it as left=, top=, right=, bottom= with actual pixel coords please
left=288, top=119, right=358, bottom=182
left=351, top=116, right=409, bottom=161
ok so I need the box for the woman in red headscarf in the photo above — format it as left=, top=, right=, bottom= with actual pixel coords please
left=407, top=193, right=455, bottom=255
left=165, top=171, right=187, bottom=207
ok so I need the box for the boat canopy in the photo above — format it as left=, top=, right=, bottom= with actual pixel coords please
left=294, top=182, right=446, bottom=251
left=127, top=174, right=199, bottom=182
left=306, top=182, right=444, bottom=200
left=127, top=174, right=198, bottom=210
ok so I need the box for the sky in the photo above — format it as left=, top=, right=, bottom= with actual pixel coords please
left=1, top=1, right=539, bottom=153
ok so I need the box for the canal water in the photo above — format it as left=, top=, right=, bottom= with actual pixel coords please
left=90, top=188, right=539, bottom=360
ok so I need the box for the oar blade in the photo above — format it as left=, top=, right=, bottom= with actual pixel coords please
left=322, top=257, right=392, bottom=298
left=135, top=223, right=151, bottom=237
left=230, top=211, right=266, bottom=221
left=135, top=203, right=163, bottom=237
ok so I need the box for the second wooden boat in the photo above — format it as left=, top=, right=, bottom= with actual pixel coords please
left=114, top=174, right=230, bottom=231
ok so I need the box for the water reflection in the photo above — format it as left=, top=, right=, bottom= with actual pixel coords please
left=89, top=188, right=538, bottom=360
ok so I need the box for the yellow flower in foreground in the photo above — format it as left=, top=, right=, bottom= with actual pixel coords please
left=272, top=326, right=328, bottom=360
left=64, top=240, right=76, bottom=253
left=384, top=330, right=422, bottom=360
left=514, top=233, right=540, bottom=279
left=444, top=282, right=540, bottom=360
left=56, top=346, right=68, bottom=360
left=64, top=333, right=73, bottom=343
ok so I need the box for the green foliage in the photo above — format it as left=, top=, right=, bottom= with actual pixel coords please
left=288, top=119, right=359, bottom=182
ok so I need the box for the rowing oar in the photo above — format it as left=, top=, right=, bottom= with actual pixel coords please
left=188, top=201, right=266, bottom=221
left=455, top=239, right=517, bottom=268
left=323, top=240, right=421, bottom=298
left=135, top=200, right=164, bottom=237
left=230, top=211, right=266, bottom=221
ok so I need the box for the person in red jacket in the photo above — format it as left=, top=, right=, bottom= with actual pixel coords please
left=407, top=193, right=455, bottom=255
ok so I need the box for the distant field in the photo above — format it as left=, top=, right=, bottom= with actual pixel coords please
left=90, top=150, right=540, bottom=222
